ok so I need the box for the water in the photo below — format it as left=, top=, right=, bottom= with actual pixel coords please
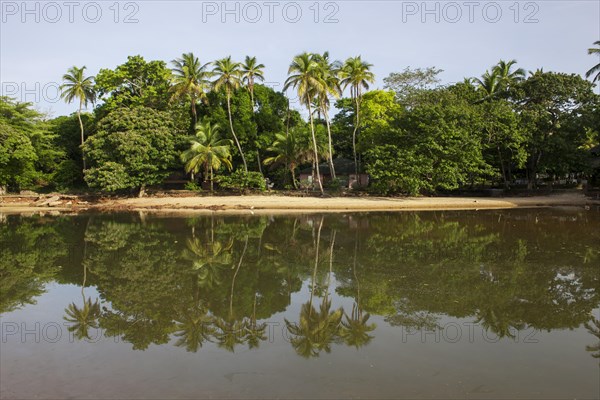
left=1, top=209, right=599, bottom=399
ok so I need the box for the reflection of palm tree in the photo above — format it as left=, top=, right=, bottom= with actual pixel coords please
left=285, top=297, right=343, bottom=358
left=174, top=306, right=215, bottom=353
left=285, top=219, right=343, bottom=358
left=184, top=237, right=233, bottom=289
left=341, top=231, right=376, bottom=348
left=215, top=235, right=249, bottom=352
left=64, top=296, right=101, bottom=340
left=475, top=305, right=525, bottom=339
left=63, top=224, right=101, bottom=341
left=584, top=317, right=600, bottom=363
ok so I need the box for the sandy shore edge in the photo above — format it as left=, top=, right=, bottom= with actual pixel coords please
left=1, top=192, right=597, bottom=215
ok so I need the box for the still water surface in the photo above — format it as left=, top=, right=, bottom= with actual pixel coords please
left=1, top=209, right=599, bottom=399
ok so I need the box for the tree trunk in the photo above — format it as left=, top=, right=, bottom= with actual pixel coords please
left=78, top=101, right=86, bottom=170
left=497, top=146, right=508, bottom=189
left=291, top=167, right=298, bottom=189
left=324, top=108, right=336, bottom=180
left=352, top=92, right=361, bottom=178
left=210, top=165, right=214, bottom=192
left=0, top=185, right=6, bottom=195
left=256, top=151, right=263, bottom=175
left=227, top=92, right=248, bottom=172
left=307, top=102, right=324, bottom=195
left=138, top=184, right=146, bottom=198
left=191, top=98, right=197, bottom=129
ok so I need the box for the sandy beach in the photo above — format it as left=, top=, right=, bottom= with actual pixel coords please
left=0, top=192, right=596, bottom=215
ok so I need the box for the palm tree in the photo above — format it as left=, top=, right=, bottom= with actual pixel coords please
left=284, top=53, right=326, bottom=194
left=180, top=120, right=233, bottom=191
left=474, top=69, right=501, bottom=101
left=493, top=59, right=525, bottom=90
left=314, top=52, right=342, bottom=180
left=63, top=256, right=101, bottom=341
left=241, top=56, right=266, bottom=173
left=170, top=52, right=212, bottom=129
left=586, top=41, right=600, bottom=83
left=263, top=131, right=303, bottom=188
left=212, top=57, right=248, bottom=172
left=184, top=236, right=233, bottom=289
left=59, top=66, right=96, bottom=170
left=339, top=56, right=375, bottom=178
left=241, top=56, right=265, bottom=107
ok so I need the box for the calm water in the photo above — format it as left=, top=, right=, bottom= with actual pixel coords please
left=1, top=209, right=599, bottom=399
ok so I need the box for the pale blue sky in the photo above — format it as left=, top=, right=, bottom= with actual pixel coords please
left=1, top=0, right=599, bottom=116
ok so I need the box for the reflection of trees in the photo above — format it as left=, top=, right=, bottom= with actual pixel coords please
left=286, top=218, right=344, bottom=358
left=340, top=231, right=375, bottom=348
left=0, top=217, right=64, bottom=313
left=63, top=218, right=101, bottom=341
left=6, top=209, right=600, bottom=359
left=584, top=316, right=600, bottom=363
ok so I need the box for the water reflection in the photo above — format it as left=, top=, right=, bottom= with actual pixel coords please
left=1, top=209, right=599, bottom=361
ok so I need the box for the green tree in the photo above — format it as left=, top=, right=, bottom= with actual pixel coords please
left=284, top=52, right=325, bottom=194
left=180, top=120, right=233, bottom=191
left=314, top=52, right=342, bottom=179
left=586, top=41, right=600, bottom=83
left=339, top=56, right=375, bottom=177
left=212, top=56, right=247, bottom=172
left=83, top=107, right=177, bottom=195
left=383, top=66, right=442, bottom=108
left=263, top=130, right=303, bottom=188
left=59, top=66, right=96, bottom=170
left=170, top=52, right=212, bottom=129
left=241, top=56, right=265, bottom=107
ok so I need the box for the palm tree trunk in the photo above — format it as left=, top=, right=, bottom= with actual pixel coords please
left=230, top=235, right=249, bottom=316
left=256, top=151, right=263, bottom=175
left=324, top=108, right=336, bottom=180
left=191, top=98, right=197, bottom=128
left=309, top=217, right=324, bottom=315
left=291, top=167, right=298, bottom=189
left=227, top=92, right=248, bottom=172
left=352, top=92, right=360, bottom=180
left=78, top=100, right=86, bottom=170
left=210, top=165, right=214, bottom=192
left=307, top=102, right=324, bottom=195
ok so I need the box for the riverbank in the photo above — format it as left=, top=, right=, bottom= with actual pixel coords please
left=0, top=192, right=597, bottom=215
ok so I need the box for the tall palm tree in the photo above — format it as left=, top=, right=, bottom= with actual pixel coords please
left=339, top=56, right=375, bottom=178
left=180, top=120, right=233, bottom=191
left=241, top=56, right=265, bottom=107
left=241, top=56, right=266, bottom=173
left=170, top=52, right=212, bottom=129
left=586, top=41, right=600, bottom=83
left=212, top=57, right=248, bottom=172
left=315, top=52, right=342, bottom=180
left=263, top=131, right=303, bottom=188
left=284, top=53, right=326, bottom=194
left=493, top=59, right=525, bottom=90
left=59, top=66, right=96, bottom=170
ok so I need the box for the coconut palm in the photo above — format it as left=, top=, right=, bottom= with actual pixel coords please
left=474, top=69, right=502, bottom=101
left=263, top=131, right=303, bottom=188
left=212, top=57, right=247, bottom=172
left=284, top=53, right=326, bottom=194
left=493, top=59, right=525, bottom=89
left=170, top=52, right=212, bottom=128
left=241, top=56, right=265, bottom=107
left=314, top=52, right=342, bottom=180
left=586, top=41, right=600, bottom=83
left=59, top=66, right=96, bottom=170
left=180, top=120, right=233, bottom=191
left=339, top=56, right=375, bottom=177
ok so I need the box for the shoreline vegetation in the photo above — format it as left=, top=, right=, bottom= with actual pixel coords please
left=2, top=46, right=599, bottom=199
left=1, top=192, right=597, bottom=215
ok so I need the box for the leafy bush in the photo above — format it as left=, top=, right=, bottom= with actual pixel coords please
left=184, top=181, right=201, bottom=191
left=53, top=159, right=83, bottom=190
left=216, top=169, right=266, bottom=192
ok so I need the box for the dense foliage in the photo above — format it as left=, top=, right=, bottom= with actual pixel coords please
left=1, top=46, right=599, bottom=195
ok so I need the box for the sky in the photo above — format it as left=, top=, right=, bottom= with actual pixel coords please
left=1, top=0, right=599, bottom=117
